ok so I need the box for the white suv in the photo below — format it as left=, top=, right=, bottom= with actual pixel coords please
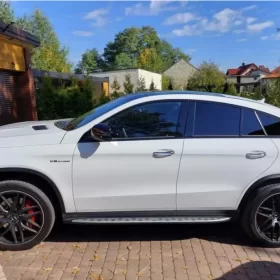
left=1, top=91, right=280, bottom=250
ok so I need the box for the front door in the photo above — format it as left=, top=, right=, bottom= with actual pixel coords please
left=73, top=100, right=186, bottom=213
left=177, top=101, right=278, bottom=211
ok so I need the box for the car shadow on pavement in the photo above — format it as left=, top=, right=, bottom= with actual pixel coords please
left=47, top=221, right=253, bottom=246
left=216, top=261, right=280, bottom=280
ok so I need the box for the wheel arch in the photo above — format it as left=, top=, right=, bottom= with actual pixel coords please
left=0, top=168, right=65, bottom=216
left=238, top=174, right=280, bottom=212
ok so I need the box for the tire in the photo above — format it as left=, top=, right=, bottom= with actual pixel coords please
left=241, top=184, right=280, bottom=247
left=0, top=180, right=55, bottom=251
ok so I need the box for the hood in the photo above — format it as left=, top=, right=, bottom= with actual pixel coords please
left=0, top=119, right=70, bottom=147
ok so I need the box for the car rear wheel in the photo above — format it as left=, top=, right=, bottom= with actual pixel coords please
left=241, top=184, right=280, bottom=247
left=0, top=180, right=55, bottom=251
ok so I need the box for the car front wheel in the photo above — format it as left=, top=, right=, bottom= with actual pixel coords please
left=242, top=184, right=280, bottom=247
left=0, top=180, right=55, bottom=251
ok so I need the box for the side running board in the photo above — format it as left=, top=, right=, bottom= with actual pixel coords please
left=67, top=216, right=231, bottom=224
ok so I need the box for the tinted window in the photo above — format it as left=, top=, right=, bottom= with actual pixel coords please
left=258, top=112, right=280, bottom=136
left=64, top=93, right=155, bottom=131
left=194, top=102, right=240, bottom=136
left=106, top=101, right=182, bottom=139
left=242, top=109, right=265, bottom=136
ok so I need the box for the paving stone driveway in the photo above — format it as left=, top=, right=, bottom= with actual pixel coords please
left=1, top=222, right=280, bottom=280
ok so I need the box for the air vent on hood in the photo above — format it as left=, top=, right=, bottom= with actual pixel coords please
left=32, top=125, right=48, bottom=131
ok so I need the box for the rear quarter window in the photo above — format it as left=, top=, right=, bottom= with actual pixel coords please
left=242, top=109, right=265, bottom=136
left=257, top=112, right=280, bottom=136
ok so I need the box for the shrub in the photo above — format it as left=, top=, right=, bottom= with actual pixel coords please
left=36, top=75, right=96, bottom=120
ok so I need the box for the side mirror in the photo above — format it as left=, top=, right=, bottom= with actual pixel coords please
left=90, top=123, right=111, bottom=142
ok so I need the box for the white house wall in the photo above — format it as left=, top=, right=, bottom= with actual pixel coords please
left=138, top=69, right=162, bottom=91
left=91, top=70, right=139, bottom=93
left=91, top=69, right=162, bottom=93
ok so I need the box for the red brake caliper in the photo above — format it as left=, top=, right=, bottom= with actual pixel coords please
left=25, top=199, right=35, bottom=228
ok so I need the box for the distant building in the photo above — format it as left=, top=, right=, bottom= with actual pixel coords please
left=91, top=69, right=162, bottom=93
left=261, top=66, right=280, bottom=85
left=0, top=20, right=40, bottom=126
left=163, top=59, right=198, bottom=89
left=226, top=63, right=270, bottom=93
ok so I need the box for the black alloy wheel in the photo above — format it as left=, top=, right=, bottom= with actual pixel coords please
left=0, top=180, right=55, bottom=251
left=0, top=191, right=44, bottom=245
left=241, top=184, right=280, bottom=247
left=255, top=193, right=280, bottom=242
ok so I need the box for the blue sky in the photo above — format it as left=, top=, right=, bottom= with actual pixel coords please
left=11, top=1, right=280, bottom=72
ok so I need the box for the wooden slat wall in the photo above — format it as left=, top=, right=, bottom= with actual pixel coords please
left=0, top=39, right=25, bottom=72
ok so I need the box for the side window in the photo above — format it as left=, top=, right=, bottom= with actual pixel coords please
left=242, top=109, right=265, bottom=136
left=194, top=101, right=241, bottom=136
left=257, top=112, right=280, bottom=136
left=106, top=101, right=182, bottom=139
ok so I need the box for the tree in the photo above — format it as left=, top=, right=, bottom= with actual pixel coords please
left=149, top=81, right=156, bottom=91
left=168, top=80, right=173, bottom=90
left=264, top=78, right=280, bottom=107
left=187, top=61, right=225, bottom=93
left=135, top=76, right=146, bottom=92
left=0, top=1, right=14, bottom=23
left=222, top=82, right=237, bottom=95
left=103, top=26, right=190, bottom=72
left=162, top=76, right=171, bottom=90
left=115, top=52, right=137, bottom=69
left=26, top=10, right=72, bottom=72
left=123, top=74, right=134, bottom=94
left=75, top=48, right=101, bottom=74
left=157, top=40, right=190, bottom=72
left=138, top=48, right=162, bottom=73
left=111, top=76, right=121, bottom=94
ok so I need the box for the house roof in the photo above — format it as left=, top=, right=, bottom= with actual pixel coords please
left=32, top=69, right=109, bottom=82
left=0, top=20, right=40, bottom=47
left=272, top=66, right=280, bottom=73
left=91, top=68, right=161, bottom=75
left=263, top=72, right=280, bottom=79
left=259, top=65, right=270, bottom=73
left=163, top=59, right=198, bottom=74
left=226, top=63, right=270, bottom=76
left=227, top=69, right=239, bottom=75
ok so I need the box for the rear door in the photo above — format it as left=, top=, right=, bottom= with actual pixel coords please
left=177, top=101, right=278, bottom=210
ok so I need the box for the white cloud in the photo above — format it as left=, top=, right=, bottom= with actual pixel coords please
left=233, top=29, right=246, bottom=34
left=185, top=48, right=196, bottom=54
left=261, top=33, right=280, bottom=40
left=83, top=8, right=109, bottom=27
left=261, top=36, right=269, bottom=40
left=171, top=5, right=273, bottom=37
left=247, top=21, right=274, bottom=32
left=234, top=20, right=243, bottom=26
left=84, top=8, right=108, bottom=19
left=207, top=8, right=239, bottom=32
left=173, top=24, right=201, bottom=36
left=116, top=17, right=123, bottom=22
left=72, top=30, right=94, bottom=37
left=241, top=5, right=257, bottom=11
left=236, top=38, right=248, bottom=42
left=172, top=8, right=239, bottom=36
left=164, top=12, right=199, bottom=25
left=125, top=0, right=179, bottom=16
left=246, top=17, right=256, bottom=24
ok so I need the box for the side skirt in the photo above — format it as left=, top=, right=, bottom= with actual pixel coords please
left=63, top=210, right=239, bottom=224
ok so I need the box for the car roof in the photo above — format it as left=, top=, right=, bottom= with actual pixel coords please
left=127, top=90, right=262, bottom=105
left=122, top=90, right=280, bottom=116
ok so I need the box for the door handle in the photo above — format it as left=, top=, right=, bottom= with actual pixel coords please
left=153, top=149, right=175, bottom=158
left=246, top=151, right=266, bottom=159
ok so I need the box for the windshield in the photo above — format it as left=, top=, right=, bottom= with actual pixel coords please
left=64, top=94, right=144, bottom=131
